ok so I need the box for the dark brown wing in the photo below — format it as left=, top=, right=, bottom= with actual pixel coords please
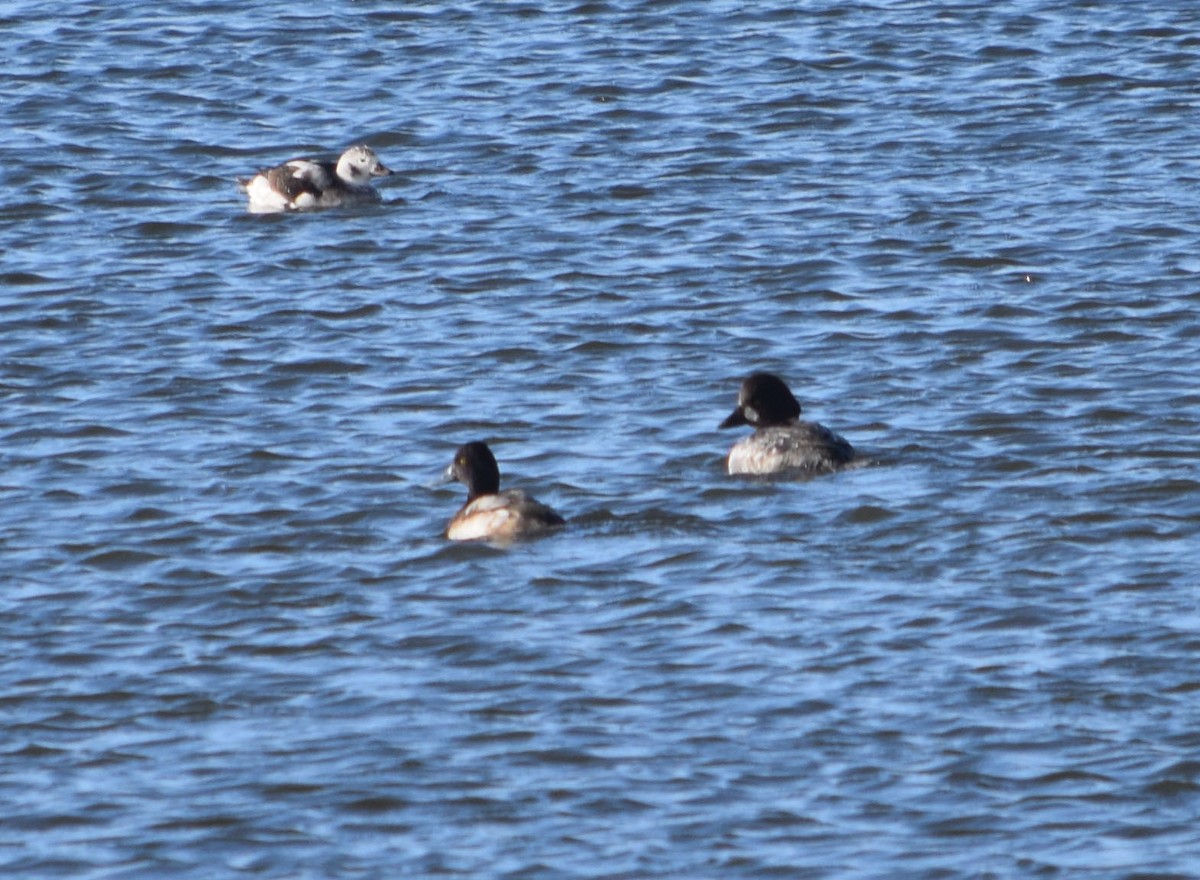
left=265, top=162, right=323, bottom=202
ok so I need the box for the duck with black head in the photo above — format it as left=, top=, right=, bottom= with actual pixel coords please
left=719, top=372, right=855, bottom=475
left=442, top=441, right=565, bottom=543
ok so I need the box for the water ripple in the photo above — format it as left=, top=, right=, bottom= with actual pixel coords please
left=3, top=1, right=1200, bottom=878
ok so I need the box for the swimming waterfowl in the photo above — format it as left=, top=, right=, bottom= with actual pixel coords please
left=719, top=372, right=855, bottom=475
left=443, top=441, right=565, bottom=542
left=239, top=144, right=392, bottom=213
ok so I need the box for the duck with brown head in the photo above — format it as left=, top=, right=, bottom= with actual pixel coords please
left=442, top=441, right=565, bottom=543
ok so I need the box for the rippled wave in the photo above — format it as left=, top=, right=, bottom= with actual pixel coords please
left=3, top=1, right=1199, bottom=877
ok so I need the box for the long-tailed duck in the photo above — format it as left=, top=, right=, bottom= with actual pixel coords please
left=719, top=372, right=856, bottom=475
left=239, top=144, right=393, bottom=213
left=442, top=441, right=566, bottom=543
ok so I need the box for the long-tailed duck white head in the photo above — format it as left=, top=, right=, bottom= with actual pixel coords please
left=239, top=144, right=393, bottom=213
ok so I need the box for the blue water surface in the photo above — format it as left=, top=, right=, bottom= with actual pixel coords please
left=2, top=1, right=1199, bottom=877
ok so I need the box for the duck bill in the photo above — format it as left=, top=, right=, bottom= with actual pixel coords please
left=719, top=407, right=748, bottom=429
left=373, top=164, right=394, bottom=177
